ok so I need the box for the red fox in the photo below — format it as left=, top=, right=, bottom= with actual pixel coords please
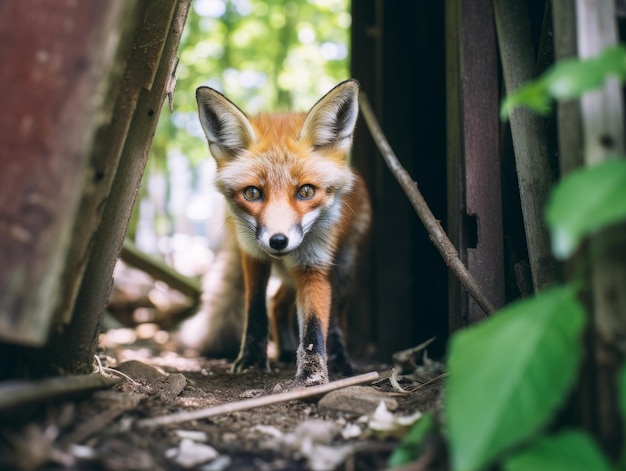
left=194, top=80, right=371, bottom=386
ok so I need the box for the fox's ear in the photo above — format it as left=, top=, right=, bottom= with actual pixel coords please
left=300, top=79, right=360, bottom=155
left=196, top=87, right=256, bottom=161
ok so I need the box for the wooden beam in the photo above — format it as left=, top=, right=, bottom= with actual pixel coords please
left=121, top=238, right=201, bottom=301
left=576, top=0, right=626, bottom=458
left=44, top=0, right=192, bottom=375
left=446, top=0, right=504, bottom=331
left=493, top=0, right=560, bottom=291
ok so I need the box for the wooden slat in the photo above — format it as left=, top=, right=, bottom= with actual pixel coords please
left=349, top=0, right=378, bottom=352
left=446, top=0, right=504, bottom=330
left=493, top=0, right=560, bottom=291
left=44, top=0, right=193, bottom=375
left=576, top=0, right=626, bottom=457
left=55, top=0, right=173, bottom=326
left=0, top=1, right=127, bottom=345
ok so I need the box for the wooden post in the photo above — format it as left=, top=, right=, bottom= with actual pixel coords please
left=349, top=0, right=378, bottom=354
left=45, top=0, right=192, bottom=375
left=552, top=0, right=584, bottom=175
left=446, top=0, right=504, bottom=331
left=493, top=0, right=560, bottom=291
left=576, top=0, right=626, bottom=458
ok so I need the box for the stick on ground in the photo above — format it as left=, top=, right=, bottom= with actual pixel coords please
left=136, top=371, right=380, bottom=428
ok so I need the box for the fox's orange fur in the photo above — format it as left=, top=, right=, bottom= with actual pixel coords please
left=191, top=80, right=371, bottom=386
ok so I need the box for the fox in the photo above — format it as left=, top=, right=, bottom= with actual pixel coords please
left=194, top=79, right=371, bottom=387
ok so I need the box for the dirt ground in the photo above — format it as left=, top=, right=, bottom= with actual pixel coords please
left=0, top=328, right=444, bottom=471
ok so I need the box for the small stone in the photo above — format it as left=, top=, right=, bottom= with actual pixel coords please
left=167, top=438, right=218, bottom=468
left=176, top=430, right=209, bottom=442
left=155, top=373, right=187, bottom=401
left=317, top=386, right=398, bottom=416
left=115, top=360, right=166, bottom=382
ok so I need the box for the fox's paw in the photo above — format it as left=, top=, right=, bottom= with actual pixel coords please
left=294, top=347, right=329, bottom=387
left=231, top=353, right=270, bottom=374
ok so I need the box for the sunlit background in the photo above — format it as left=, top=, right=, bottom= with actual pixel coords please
left=128, top=0, right=351, bottom=279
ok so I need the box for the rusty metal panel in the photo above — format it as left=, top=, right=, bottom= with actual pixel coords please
left=0, top=1, right=126, bottom=345
left=446, top=0, right=504, bottom=329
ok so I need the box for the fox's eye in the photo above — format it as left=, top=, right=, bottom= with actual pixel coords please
left=297, top=184, right=316, bottom=200
left=243, top=186, right=263, bottom=201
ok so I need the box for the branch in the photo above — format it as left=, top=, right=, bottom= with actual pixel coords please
left=0, top=374, right=122, bottom=415
left=121, top=238, right=201, bottom=301
left=359, top=93, right=496, bottom=315
left=136, top=371, right=380, bottom=428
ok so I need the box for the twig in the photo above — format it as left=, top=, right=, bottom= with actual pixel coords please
left=93, top=354, right=140, bottom=386
left=389, top=368, right=408, bottom=393
left=359, top=94, right=496, bottom=315
left=392, top=337, right=436, bottom=370
left=136, top=371, right=380, bottom=428
left=0, top=374, right=122, bottom=414
left=407, top=373, right=449, bottom=393
left=121, top=238, right=202, bottom=301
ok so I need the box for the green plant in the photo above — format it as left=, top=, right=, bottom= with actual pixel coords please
left=389, top=44, right=626, bottom=470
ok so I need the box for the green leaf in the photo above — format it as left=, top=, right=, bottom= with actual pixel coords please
left=500, top=78, right=551, bottom=119
left=620, top=362, right=626, bottom=422
left=445, top=285, right=586, bottom=471
left=545, top=159, right=626, bottom=259
left=619, top=363, right=626, bottom=470
left=387, top=412, right=435, bottom=468
left=503, top=431, right=612, bottom=471
left=501, top=44, right=626, bottom=119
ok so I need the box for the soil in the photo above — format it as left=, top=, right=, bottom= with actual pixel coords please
left=0, top=330, right=444, bottom=471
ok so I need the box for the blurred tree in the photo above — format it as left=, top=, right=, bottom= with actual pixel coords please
left=131, top=0, right=350, bottom=259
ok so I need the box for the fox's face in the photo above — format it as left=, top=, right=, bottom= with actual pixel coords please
left=196, top=80, right=359, bottom=262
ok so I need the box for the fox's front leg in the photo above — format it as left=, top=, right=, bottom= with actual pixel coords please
left=293, top=268, right=332, bottom=386
left=232, top=253, right=271, bottom=373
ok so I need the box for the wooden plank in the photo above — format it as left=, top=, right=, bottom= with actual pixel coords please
left=0, top=1, right=127, bottom=345
left=44, top=0, right=193, bottom=375
left=447, top=0, right=503, bottom=330
left=493, top=0, right=560, bottom=291
left=460, top=0, right=504, bottom=323
left=576, top=0, right=626, bottom=457
left=349, top=0, right=378, bottom=352
left=445, top=0, right=467, bottom=332
left=54, top=0, right=166, bottom=327
left=552, top=0, right=583, bottom=175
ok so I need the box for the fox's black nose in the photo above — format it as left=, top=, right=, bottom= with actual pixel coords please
left=269, top=233, right=289, bottom=250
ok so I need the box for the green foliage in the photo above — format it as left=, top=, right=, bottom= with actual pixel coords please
left=138, top=0, right=350, bottom=246
left=387, top=412, right=435, bottom=468
left=500, top=44, right=626, bottom=119
left=150, top=0, right=351, bottom=170
left=392, top=42, right=626, bottom=471
left=445, top=285, right=586, bottom=471
left=545, top=159, right=626, bottom=259
left=502, top=431, right=612, bottom=471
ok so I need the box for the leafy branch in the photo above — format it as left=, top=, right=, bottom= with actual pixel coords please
left=500, top=44, right=626, bottom=119
left=389, top=44, right=626, bottom=470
